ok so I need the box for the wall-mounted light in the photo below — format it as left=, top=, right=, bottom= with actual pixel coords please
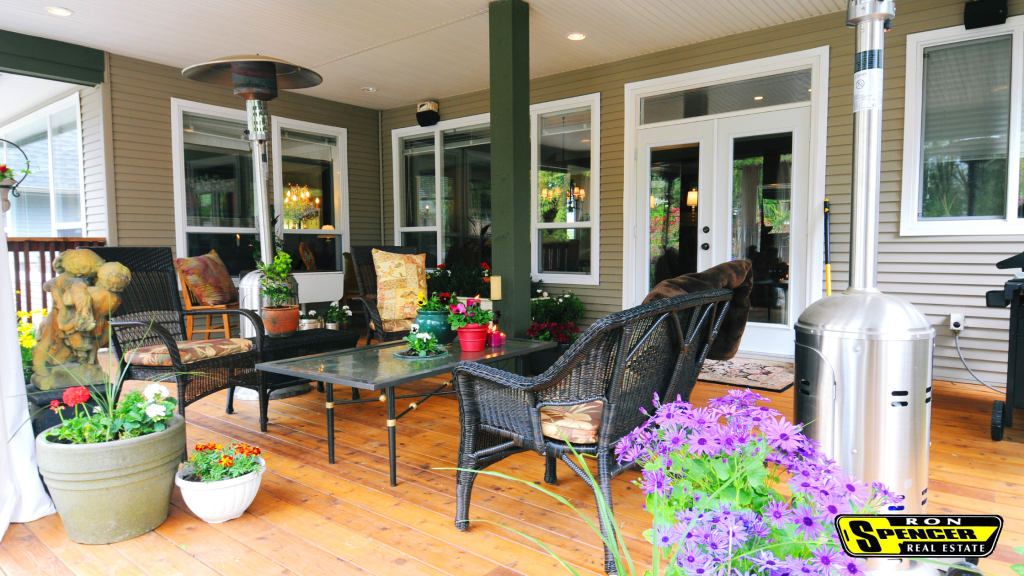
left=650, top=195, right=657, bottom=210
left=686, top=189, right=699, bottom=212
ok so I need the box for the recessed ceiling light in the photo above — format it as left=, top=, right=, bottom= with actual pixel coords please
left=46, top=6, right=73, bottom=16
left=566, top=32, right=587, bottom=41
left=361, top=86, right=378, bottom=93
left=753, top=96, right=764, bottom=101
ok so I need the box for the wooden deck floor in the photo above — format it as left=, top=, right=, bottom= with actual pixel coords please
left=2, top=377, right=1022, bottom=576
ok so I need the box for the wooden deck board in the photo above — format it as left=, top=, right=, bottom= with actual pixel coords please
left=3, top=377, right=1023, bottom=575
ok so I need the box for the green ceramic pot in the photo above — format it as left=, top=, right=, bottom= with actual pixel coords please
left=414, top=309, right=456, bottom=345
left=35, top=414, right=186, bottom=544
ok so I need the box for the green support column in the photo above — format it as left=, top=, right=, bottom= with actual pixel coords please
left=489, top=0, right=531, bottom=338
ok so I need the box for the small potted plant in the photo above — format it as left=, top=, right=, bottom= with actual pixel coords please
left=175, top=441, right=266, bottom=523
left=258, top=251, right=298, bottom=338
left=0, top=161, right=30, bottom=212
left=394, top=324, right=448, bottom=359
left=448, top=298, right=494, bottom=352
left=528, top=291, right=585, bottom=374
left=414, top=292, right=457, bottom=345
left=298, top=309, right=320, bottom=331
left=323, top=301, right=352, bottom=330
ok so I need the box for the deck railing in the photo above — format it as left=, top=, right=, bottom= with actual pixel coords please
left=8, top=237, right=107, bottom=315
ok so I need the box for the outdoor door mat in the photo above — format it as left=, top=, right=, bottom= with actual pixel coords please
left=699, top=357, right=794, bottom=393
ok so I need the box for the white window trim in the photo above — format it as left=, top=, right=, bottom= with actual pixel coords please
left=0, top=92, right=86, bottom=237
left=270, top=116, right=351, bottom=267
left=900, top=17, right=1024, bottom=236
left=530, top=93, right=601, bottom=285
left=170, top=98, right=254, bottom=261
left=391, top=95, right=603, bottom=285
left=622, top=46, right=830, bottom=311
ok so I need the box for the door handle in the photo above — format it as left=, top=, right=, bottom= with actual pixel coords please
left=702, top=226, right=710, bottom=233
left=701, top=243, right=710, bottom=251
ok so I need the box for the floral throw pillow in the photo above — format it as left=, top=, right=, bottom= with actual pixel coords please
left=540, top=400, right=605, bottom=444
left=372, top=249, right=426, bottom=326
left=174, top=250, right=238, bottom=306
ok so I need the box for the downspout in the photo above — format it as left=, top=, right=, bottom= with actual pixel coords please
left=379, top=109, right=385, bottom=244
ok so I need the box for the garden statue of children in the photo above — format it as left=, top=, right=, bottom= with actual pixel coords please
left=31, top=249, right=132, bottom=390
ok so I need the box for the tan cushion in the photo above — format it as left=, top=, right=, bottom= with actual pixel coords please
left=540, top=400, right=604, bottom=444
left=174, top=250, right=238, bottom=306
left=372, top=249, right=426, bottom=325
left=128, top=338, right=253, bottom=367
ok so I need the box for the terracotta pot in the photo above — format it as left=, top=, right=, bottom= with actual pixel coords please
left=456, top=323, right=488, bottom=352
left=262, top=305, right=299, bottom=338
left=35, top=414, right=186, bottom=544
left=176, top=457, right=266, bottom=523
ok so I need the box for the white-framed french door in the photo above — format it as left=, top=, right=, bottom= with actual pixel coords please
left=633, top=107, right=811, bottom=355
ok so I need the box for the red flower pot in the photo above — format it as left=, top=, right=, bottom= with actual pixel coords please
left=456, top=324, right=488, bottom=352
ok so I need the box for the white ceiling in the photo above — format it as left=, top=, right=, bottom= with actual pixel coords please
left=0, top=0, right=845, bottom=110
left=0, top=74, right=78, bottom=126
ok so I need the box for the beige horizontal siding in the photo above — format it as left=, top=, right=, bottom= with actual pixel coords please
left=107, top=53, right=381, bottom=252
left=381, top=0, right=1024, bottom=386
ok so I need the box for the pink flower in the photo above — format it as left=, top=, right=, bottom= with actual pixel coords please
left=450, top=303, right=466, bottom=314
left=467, top=298, right=480, bottom=307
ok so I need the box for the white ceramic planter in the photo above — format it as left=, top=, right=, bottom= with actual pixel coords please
left=175, top=457, right=266, bottom=523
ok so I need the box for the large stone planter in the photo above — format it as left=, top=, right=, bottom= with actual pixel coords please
left=35, top=414, right=186, bottom=544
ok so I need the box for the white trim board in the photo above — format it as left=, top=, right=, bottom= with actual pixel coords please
left=621, top=46, right=831, bottom=317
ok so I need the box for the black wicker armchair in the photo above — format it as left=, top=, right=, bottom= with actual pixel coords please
left=88, top=247, right=268, bottom=429
left=451, top=290, right=733, bottom=575
left=350, top=245, right=424, bottom=346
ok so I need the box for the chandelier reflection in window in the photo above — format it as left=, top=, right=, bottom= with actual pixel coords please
left=282, top=184, right=321, bottom=229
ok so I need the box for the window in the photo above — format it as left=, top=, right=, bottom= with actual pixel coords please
left=173, top=99, right=350, bottom=277
left=901, top=18, right=1024, bottom=236
left=392, top=94, right=600, bottom=284
left=640, top=70, right=811, bottom=125
left=1, top=93, right=84, bottom=237
left=532, top=93, right=600, bottom=284
left=272, top=118, right=349, bottom=272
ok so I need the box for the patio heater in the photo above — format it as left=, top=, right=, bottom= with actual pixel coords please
left=182, top=55, right=322, bottom=337
left=794, top=1, right=937, bottom=573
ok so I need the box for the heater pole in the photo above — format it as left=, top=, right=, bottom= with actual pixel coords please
left=247, top=100, right=274, bottom=266
left=847, top=0, right=893, bottom=293
left=824, top=199, right=832, bottom=296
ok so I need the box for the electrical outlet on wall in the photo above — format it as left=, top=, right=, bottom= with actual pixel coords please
left=950, top=313, right=966, bottom=332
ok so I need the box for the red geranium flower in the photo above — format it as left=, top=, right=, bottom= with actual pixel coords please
left=437, top=264, right=445, bottom=269
left=480, top=262, right=490, bottom=270
left=62, top=386, right=90, bottom=407
left=49, top=399, right=62, bottom=412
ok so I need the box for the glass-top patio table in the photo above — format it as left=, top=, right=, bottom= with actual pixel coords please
left=256, top=338, right=556, bottom=486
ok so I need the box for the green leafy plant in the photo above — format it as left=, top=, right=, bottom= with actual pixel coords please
left=0, top=160, right=31, bottom=181
left=531, top=291, right=586, bottom=324
left=427, top=262, right=491, bottom=299
left=323, top=301, right=352, bottom=323
left=400, top=324, right=444, bottom=357
left=184, top=441, right=263, bottom=483
left=447, top=298, right=494, bottom=329
left=258, top=251, right=295, bottom=308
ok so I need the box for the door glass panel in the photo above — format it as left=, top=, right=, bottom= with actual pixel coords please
left=641, top=70, right=812, bottom=125
left=732, top=133, right=792, bottom=324
left=649, top=143, right=700, bottom=291
left=402, top=134, right=436, bottom=227
left=280, top=128, right=342, bottom=271
left=442, top=125, right=491, bottom=268
left=182, top=112, right=254, bottom=229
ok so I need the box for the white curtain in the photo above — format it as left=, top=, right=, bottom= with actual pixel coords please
left=0, top=230, right=55, bottom=542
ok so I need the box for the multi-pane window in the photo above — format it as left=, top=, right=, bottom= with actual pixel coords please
left=393, top=94, right=600, bottom=284
left=1, top=94, right=84, bottom=237
left=902, top=19, right=1024, bottom=235
left=173, top=100, right=349, bottom=277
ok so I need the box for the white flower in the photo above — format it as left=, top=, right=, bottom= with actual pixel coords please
left=92, top=406, right=103, bottom=414
left=145, top=404, right=167, bottom=419
left=342, top=305, right=350, bottom=310
left=143, top=383, right=170, bottom=402
left=558, top=298, right=563, bottom=303
left=416, top=333, right=432, bottom=340
left=309, top=310, right=317, bottom=317
left=410, top=323, right=419, bottom=333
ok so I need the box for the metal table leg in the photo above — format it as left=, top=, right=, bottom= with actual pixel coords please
left=516, top=355, right=525, bottom=376
left=325, top=382, right=335, bottom=464
left=387, top=387, right=397, bottom=486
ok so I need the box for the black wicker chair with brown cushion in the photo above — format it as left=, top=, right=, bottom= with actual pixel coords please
left=87, top=247, right=268, bottom=430
left=350, top=245, right=424, bottom=346
left=451, top=290, right=733, bottom=575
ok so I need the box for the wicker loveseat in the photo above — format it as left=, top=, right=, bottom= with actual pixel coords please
left=451, top=290, right=733, bottom=574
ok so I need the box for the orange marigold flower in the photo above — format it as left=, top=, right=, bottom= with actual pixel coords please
left=219, top=456, right=234, bottom=467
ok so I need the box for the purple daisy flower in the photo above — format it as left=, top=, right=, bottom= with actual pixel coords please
left=640, top=468, right=671, bottom=498
left=654, top=523, right=682, bottom=548
left=812, top=545, right=843, bottom=575
left=688, top=430, right=719, bottom=457
left=703, top=532, right=731, bottom=558
left=816, top=494, right=849, bottom=522
left=718, top=516, right=749, bottom=545
left=836, top=472, right=869, bottom=506
left=665, top=426, right=688, bottom=451
left=676, top=542, right=705, bottom=566
left=761, top=417, right=803, bottom=452
left=763, top=499, right=791, bottom=528
left=792, top=504, right=824, bottom=540
left=748, top=550, right=782, bottom=572
left=684, top=407, right=717, bottom=430
left=785, top=557, right=817, bottom=576
left=837, top=559, right=866, bottom=576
